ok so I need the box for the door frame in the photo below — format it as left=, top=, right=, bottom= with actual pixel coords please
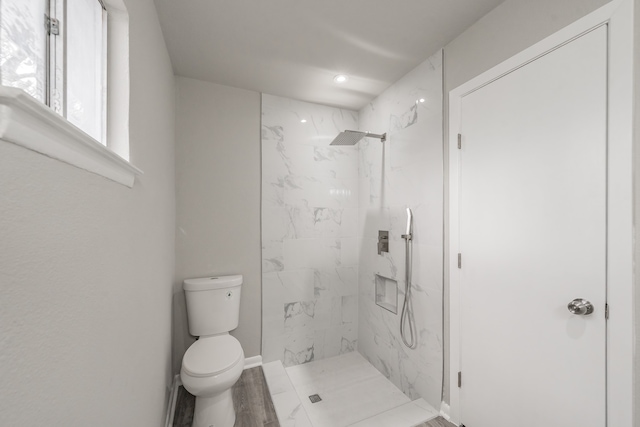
left=447, top=0, right=634, bottom=425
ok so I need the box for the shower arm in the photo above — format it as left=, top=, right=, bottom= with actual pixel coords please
left=365, top=132, right=387, bottom=142
left=330, top=130, right=386, bottom=145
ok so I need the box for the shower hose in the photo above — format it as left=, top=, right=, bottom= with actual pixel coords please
left=401, top=210, right=417, bottom=349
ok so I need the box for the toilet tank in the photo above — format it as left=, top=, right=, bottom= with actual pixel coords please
left=184, top=275, right=242, bottom=337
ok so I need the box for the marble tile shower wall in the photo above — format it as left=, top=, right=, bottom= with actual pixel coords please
left=261, top=94, right=360, bottom=367
left=357, top=51, right=444, bottom=408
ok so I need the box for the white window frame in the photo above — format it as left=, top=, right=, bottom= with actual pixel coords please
left=0, top=0, right=140, bottom=187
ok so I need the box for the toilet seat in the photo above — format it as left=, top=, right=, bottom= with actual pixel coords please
left=182, top=335, right=243, bottom=378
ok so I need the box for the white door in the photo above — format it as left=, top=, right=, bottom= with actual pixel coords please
left=458, top=26, right=607, bottom=427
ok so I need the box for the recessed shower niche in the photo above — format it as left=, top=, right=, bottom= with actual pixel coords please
left=375, top=274, right=398, bottom=314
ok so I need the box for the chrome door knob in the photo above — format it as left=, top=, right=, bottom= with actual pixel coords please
left=567, top=298, right=594, bottom=315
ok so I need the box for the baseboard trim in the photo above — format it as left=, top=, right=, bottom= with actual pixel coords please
left=244, top=355, right=263, bottom=369
left=439, top=401, right=452, bottom=421
left=164, top=374, right=181, bottom=427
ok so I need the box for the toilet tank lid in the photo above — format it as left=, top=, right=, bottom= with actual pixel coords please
left=183, top=275, right=243, bottom=291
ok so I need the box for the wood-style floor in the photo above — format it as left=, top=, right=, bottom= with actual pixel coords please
left=418, top=417, right=457, bottom=427
left=172, top=365, right=455, bottom=427
left=173, top=366, right=279, bottom=427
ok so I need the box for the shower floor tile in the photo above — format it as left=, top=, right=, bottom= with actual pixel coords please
left=349, top=399, right=440, bottom=427
left=287, top=353, right=409, bottom=427
left=263, top=352, right=438, bottom=427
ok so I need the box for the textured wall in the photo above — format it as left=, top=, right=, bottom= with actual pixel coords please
left=174, top=77, right=262, bottom=373
left=0, top=0, right=176, bottom=425
left=261, top=94, right=359, bottom=366
left=357, top=52, right=444, bottom=408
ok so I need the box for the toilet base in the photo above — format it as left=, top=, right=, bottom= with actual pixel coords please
left=192, top=389, right=235, bottom=427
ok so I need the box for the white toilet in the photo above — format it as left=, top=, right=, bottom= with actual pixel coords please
left=181, top=275, right=245, bottom=427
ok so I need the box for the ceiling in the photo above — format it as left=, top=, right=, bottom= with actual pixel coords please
left=153, top=0, right=505, bottom=110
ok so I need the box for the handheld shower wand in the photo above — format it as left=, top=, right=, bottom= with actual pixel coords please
left=401, top=208, right=417, bottom=349
left=402, top=208, right=413, bottom=239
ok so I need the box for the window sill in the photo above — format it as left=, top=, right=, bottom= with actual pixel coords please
left=0, top=87, right=141, bottom=187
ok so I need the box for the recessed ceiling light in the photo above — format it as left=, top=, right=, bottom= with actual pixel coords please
left=419, top=98, right=425, bottom=103
left=333, top=74, right=349, bottom=84
left=300, top=119, right=307, bottom=123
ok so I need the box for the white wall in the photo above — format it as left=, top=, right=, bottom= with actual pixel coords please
left=0, top=0, right=176, bottom=425
left=174, top=77, right=262, bottom=373
left=441, top=0, right=613, bottom=404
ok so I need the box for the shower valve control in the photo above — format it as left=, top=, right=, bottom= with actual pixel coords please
left=378, top=231, right=389, bottom=255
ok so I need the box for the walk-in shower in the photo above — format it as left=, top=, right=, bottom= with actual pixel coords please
left=262, top=60, right=445, bottom=416
left=330, top=130, right=387, bottom=145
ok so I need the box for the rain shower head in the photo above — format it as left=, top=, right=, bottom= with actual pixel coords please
left=330, top=130, right=386, bottom=146
left=330, top=130, right=365, bottom=146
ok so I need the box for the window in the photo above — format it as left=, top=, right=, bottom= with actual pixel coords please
left=0, top=0, right=138, bottom=187
left=1, top=0, right=107, bottom=143
left=0, top=0, right=47, bottom=102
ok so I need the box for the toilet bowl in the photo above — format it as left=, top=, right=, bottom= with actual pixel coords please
left=181, top=334, right=245, bottom=427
